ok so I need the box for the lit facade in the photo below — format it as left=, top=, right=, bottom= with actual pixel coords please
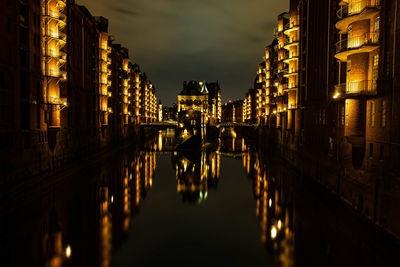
left=122, top=51, right=131, bottom=126
left=243, top=88, right=257, bottom=123
left=205, top=82, right=222, bottom=124
left=177, top=80, right=221, bottom=126
left=0, top=0, right=160, bottom=179
left=98, top=19, right=112, bottom=126
left=334, top=0, right=381, bottom=149
left=263, top=40, right=279, bottom=127
left=138, top=77, right=158, bottom=123
left=158, top=102, right=163, bottom=122
left=254, top=0, right=400, bottom=239
left=41, top=0, right=68, bottom=129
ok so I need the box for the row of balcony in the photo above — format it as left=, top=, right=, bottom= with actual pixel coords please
left=337, top=0, right=381, bottom=20
left=336, top=0, right=381, bottom=33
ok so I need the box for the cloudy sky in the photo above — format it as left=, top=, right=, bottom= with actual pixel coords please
left=77, top=0, right=288, bottom=105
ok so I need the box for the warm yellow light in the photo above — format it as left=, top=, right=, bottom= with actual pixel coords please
left=65, top=245, right=72, bottom=258
left=277, top=219, right=282, bottom=230
left=333, top=92, right=340, bottom=99
left=271, top=226, right=277, bottom=239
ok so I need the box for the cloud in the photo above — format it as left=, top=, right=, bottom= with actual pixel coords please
left=78, top=0, right=289, bottom=105
left=112, top=7, right=139, bottom=16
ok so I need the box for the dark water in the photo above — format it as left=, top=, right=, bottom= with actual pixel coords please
left=1, top=131, right=399, bottom=267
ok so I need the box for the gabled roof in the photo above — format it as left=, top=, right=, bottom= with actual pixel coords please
left=200, top=82, right=208, bottom=93
left=179, top=80, right=207, bottom=96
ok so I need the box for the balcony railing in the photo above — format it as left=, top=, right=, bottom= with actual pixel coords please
left=283, top=68, right=297, bottom=75
left=284, top=37, right=299, bottom=46
left=58, top=31, right=67, bottom=42
left=43, top=9, right=67, bottom=24
left=337, top=0, right=381, bottom=20
left=284, top=22, right=299, bottom=31
left=335, top=80, right=377, bottom=95
left=58, top=0, right=67, bottom=7
left=43, top=30, right=67, bottom=43
left=336, top=31, right=379, bottom=53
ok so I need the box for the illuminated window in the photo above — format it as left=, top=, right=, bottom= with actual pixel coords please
left=373, top=55, right=379, bottom=67
left=373, top=55, right=379, bottom=83
left=374, top=16, right=380, bottom=33
left=370, top=101, right=376, bottom=127
left=381, top=100, right=386, bottom=127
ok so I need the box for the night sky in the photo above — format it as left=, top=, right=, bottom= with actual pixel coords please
left=77, top=0, right=288, bottom=106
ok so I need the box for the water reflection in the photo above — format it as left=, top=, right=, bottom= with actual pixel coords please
left=172, top=150, right=220, bottom=203
left=243, top=152, right=294, bottom=267
left=1, top=130, right=398, bottom=267
left=101, top=150, right=157, bottom=267
left=99, top=186, right=111, bottom=267
left=43, top=208, right=65, bottom=267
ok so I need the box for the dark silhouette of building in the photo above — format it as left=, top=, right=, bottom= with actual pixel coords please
left=222, top=100, right=244, bottom=123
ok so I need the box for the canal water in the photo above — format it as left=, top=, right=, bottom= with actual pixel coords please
left=1, top=131, right=399, bottom=267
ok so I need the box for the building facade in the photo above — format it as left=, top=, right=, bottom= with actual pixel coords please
left=222, top=100, right=244, bottom=123
left=252, top=0, right=400, bottom=239
left=177, top=80, right=221, bottom=126
left=0, top=0, right=160, bottom=184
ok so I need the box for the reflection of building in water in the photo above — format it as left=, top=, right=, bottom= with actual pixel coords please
left=244, top=152, right=295, bottom=267
left=141, top=129, right=176, bottom=152
left=219, top=126, right=257, bottom=153
left=220, top=136, right=248, bottom=153
left=133, top=151, right=156, bottom=207
left=123, top=164, right=131, bottom=231
left=43, top=208, right=68, bottom=267
left=172, top=150, right=220, bottom=203
left=99, top=186, right=112, bottom=267
left=96, top=150, right=156, bottom=266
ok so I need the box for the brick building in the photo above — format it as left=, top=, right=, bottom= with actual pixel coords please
left=253, top=0, right=400, bottom=239
left=0, top=0, right=160, bottom=184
